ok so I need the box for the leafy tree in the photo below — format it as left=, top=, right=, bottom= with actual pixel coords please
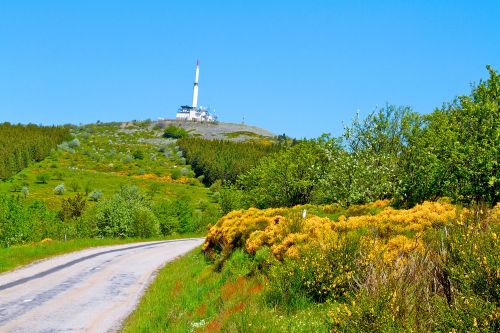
left=399, top=66, right=499, bottom=206
left=59, top=193, right=86, bottom=221
left=237, top=141, right=329, bottom=207
left=93, top=186, right=159, bottom=238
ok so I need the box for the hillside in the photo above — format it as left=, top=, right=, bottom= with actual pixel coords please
left=0, top=120, right=224, bottom=247
left=153, top=119, right=275, bottom=141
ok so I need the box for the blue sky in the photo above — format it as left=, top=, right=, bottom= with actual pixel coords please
left=0, top=1, right=498, bottom=138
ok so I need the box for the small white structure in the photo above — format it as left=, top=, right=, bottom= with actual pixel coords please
left=176, top=60, right=217, bottom=122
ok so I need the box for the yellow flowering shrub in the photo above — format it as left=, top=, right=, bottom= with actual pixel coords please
left=362, top=235, right=426, bottom=265
left=202, top=207, right=288, bottom=257
left=333, top=201, right=456, bottom=234
left=204, top=200, right=458, bottom=266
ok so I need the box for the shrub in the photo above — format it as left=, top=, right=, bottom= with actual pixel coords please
left=203, top=201, right=454, bottom=264
left=67, top=138, right=80, bottom=148
left=221, top=249, right=254, bottom=280
left=93, top=186, right=160, bottom=238
left=203, top=201, right=500, bottom=332
left=170, top=168, right=182, bottom=180
left=59, top=193, right=86, bottom=221
left=0, top=195, right=62, bottom=247
left=162, top=125, right=190, bottom=139
left=218, top=187, right=247, bottom=214
left=237, top=141, right=329, bottom=208
left=83, top=180, right=93, bottom=195
left=52, top=170, right=64, bottom=180
left=132, top=150, right=144, bottom=160
left=54, top=183, right=65, bottom=195
left=89, top=190, right=102, bottom=202
left=180, top=167, right=190, bottom=176
left=264, top=257, right=313, bottom=311
left=10, top=183, right=21, bottom=192
left=153, top=199, right=193, bottom=234
left=68, top=180, right=80, bottom=192
left=36, top=173, right=50, bottom=184
left=131, top=206, right=160, bottom=238
left=148, top=182, right=161, bottom=197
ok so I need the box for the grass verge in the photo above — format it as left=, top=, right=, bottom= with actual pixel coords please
left=121, top=248, right=330, bottom=333
left=0, top=233, right=203, bottom=274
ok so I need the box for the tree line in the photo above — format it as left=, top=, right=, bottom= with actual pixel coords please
left=177, top=138, right=281, bottom=185
left=219, top=66, right=498, bottom=210
left=0, top=123, right=70, bottom=179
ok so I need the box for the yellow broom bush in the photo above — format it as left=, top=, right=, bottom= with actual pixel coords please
left=204, top=201, right=458, bottom=266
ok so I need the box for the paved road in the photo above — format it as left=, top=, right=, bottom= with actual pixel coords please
left=0, top=238, right=204, bottom=333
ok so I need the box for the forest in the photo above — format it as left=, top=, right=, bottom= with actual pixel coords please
left=0, top=123, right=69, bottom=180
left=178, top=137, right=280, bottom=185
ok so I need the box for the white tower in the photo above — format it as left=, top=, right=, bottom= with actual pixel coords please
left=192, top=60, right=199, bottom=108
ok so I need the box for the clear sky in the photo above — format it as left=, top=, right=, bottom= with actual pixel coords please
left=0, top=1, right=498, bottom=138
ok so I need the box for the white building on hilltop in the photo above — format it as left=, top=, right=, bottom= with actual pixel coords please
left=176, top=60, right=217, bottom=122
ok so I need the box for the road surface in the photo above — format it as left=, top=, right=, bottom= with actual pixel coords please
left=0, top=238, right=204, bottom=333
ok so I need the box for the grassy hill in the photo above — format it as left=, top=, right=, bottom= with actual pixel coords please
left=0, top=120, right=211, bottom=209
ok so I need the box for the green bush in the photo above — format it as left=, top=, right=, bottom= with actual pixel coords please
left=218, top=187, right=248, bottom=214
left=52, top=170, right=64, bottom=180
left=0, top=195, right=62, bottom=247
left=68, top=180, right=80, bottom=192
left=10, top=183, right=21, bottom=192
left=36, top=173, right=50, bottom=184
left=83, top=180, right=93, bottom=195
left=131, top=206, right=160, bottom=238
left=153, top=199, right=192, bottom=234
left=264, top=257, right=313, bottom=311
left=153, top=198, right=220, bottom=235
left=93, top=186, right=159, bottom=238
left=237, top=141, right=329, bottom=208
left=162, top=125, right=190, bottom=139
left=170, top=168, right=182, bottom=180
left=132, top=150, right=144, bottom=160
left=59, top=193, right=86, bottom=221
left=221, top=249, right=253, bottom=280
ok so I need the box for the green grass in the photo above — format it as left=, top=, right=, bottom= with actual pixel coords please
left=121, top=249, right=330, bottom=333
left=0, top=233, right=203, bottom=274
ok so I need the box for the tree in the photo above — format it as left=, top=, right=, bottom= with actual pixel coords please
left=324, top=105, right=422, bottom=205
left=237, top=141, right=329, bottom=207
left=399, top=66, right=499, bottom=206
